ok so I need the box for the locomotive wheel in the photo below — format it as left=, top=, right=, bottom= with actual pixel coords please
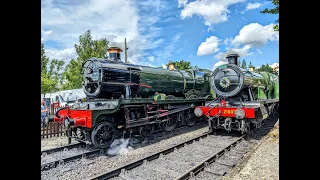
left=160, top=114, right=178, bottom=131
left=184, top=111, right=196, bottom=126
left=91, top=122, right=115, bottom=149
left=140, top=125, right=155, bottom=137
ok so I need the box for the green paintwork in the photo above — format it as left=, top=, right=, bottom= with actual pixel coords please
left=239, top=68, right=279, bottom=100
left=256, top=87, right=267, bottom=99
left=153, top=93, right=167, bottom=101
left=273, top=82, right=279, bottom=99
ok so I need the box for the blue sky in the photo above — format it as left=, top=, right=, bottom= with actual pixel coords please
left=41, top=0, right=279, bottom=70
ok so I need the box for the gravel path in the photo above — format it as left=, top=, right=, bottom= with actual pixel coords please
left=220, top=120, right=279, bottom=180
left=41, top=126, right=210, bottom=180
left=41, top=136, right=72, bottom=151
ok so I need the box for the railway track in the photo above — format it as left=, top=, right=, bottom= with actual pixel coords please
left=41, top=143, right=85, bottom=155
left=41, top=121, right=207, bottom=171
left=86, top=117, right=278, bottom=180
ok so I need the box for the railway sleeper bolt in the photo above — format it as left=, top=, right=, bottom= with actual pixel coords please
left=64, top=148, right=68, bottom=152
left=204, top=162, right=209, bottom=168
left=120, top=168, right=127, bottom=175
left=42, top=152, right=47, bottom=156
left=82, top=154, right=86, bottom=159
left=159, top=153, right=163, bottom=159
left=59, top=160, right=64, bottom=166
left=190, top=172, right=195, bottom=179
left=143, top=159, right=148, bottom=167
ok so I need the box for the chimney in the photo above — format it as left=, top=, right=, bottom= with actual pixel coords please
left=226, top=54, right=239, bottom=65
left=107, top=47, right=123, bottom=61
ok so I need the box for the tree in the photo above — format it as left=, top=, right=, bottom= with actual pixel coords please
left=62, top=59, right=82, bottom=90
left=41, top=43, right=49, bottom=74
left=249, top=61, right=255, bottom=70
left=261, top=0, right=279, bottom=31
left=75, top=30, right=109, bottom=64
left=256, top=64, right=276, bottom=74
left=41, top=44, right=64, bottom=95
left=237, top=59, right=241, bottom=67
left=241, top=59, right=247, bottom=69
left=41, top=74, right=59, bottom=96
left=166, top=60, right=192, bottom=70
left=47, top=59, right=65, bottom=87
left=63, top=30, right=110, bottom=89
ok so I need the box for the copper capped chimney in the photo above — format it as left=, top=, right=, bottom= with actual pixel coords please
left=107, top=47, right=123, bottom=62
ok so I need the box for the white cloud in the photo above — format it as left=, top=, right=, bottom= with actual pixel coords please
left=257, top=49, right=262, bottom=54
left=270, top=63, right=279, bottom=69
left=177, top=48, right=183, bottom=53
left=162, top=64, right=167, bottom=69
left=41, top=0, right=170, bottom=65
left=179, top=0, right=246, bottom=28
left=214, top=45, right=252, bottom=61
left=45, top=48, right=77, bottom=62
left=178, top=0, right=188, bottom=8
left=245, top=2, right=262, bottom=10
left=197, top=36, right=220, bottom=56
left=232, top=23, right=279, bottom=47
left=223, top=37, right=233, bottom=46
left=148, top=56, right=155, bottom=62
left=41, top=29, right=53, bottom=42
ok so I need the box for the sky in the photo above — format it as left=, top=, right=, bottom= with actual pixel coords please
left=41, top=0, right=279, bottom=71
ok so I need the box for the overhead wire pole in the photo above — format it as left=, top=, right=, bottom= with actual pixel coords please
left=125, top=38, right=128, bottom=63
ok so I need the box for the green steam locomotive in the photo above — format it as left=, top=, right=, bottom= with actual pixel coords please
left=54, top=47, right=214, bottom=149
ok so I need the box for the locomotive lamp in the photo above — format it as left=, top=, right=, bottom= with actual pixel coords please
left=194, top=107, right=203, bottom=117
left=235, top=108, right=245, bottom=119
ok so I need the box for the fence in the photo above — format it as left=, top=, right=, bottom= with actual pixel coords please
left=41, top=121, right=65, bottom=139
left=48, top=102, right=61, bottom=115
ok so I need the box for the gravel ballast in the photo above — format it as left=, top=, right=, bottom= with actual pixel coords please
left=41, top=126, right=210, bottom=180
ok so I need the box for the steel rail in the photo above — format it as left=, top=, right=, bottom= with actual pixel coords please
left=41, top=149, right=101, bottom=171
left=41, top=143, right=84, bottom=155
left=86, top=132, right=213, bottom=180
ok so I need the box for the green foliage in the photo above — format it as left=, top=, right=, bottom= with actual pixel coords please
left=41, top=43, right=65, bottom=95
left=241, top=59, right=247, bottom=69
left=62, top=59, right=82, bottom=90
left=256, top=64, right=277, bottom=75
left=166, top=60, right=192, bottom=70
left=41, top=74, right=59, bottom=96
left=63, top=30, right=110, bottom=89
left=260, top=0, right=279, bottom=31
left=41, top=43, right=49, bottom=74
left=249, top=61, right=255, bottom=70
left=75, top=30, right=109, bottom=64
left=48, top=59, right=65, bottom=85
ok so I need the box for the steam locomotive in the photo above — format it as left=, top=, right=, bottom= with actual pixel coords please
left=54, top=47, right=215, bottom=149
left=194, top=54, right=279, bottom=134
